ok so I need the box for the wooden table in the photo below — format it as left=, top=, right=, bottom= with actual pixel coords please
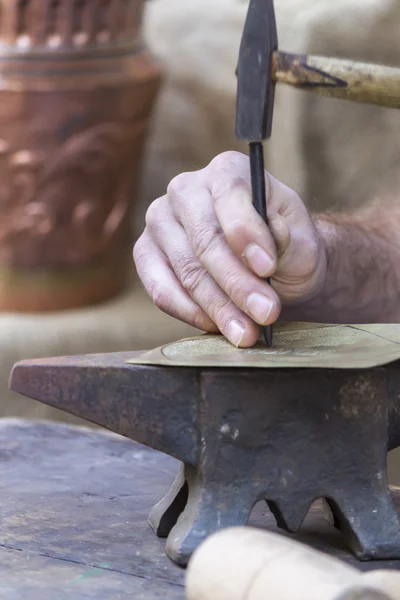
left=1, top=419, right=400, bottom=599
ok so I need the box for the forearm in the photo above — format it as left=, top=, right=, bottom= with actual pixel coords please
left=282, top=202, right=400, bottom=324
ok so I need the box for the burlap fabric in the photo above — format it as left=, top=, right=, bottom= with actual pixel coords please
left=1, top=285, right=197, bottom=423
left=141, top=0, right=400, bottom=221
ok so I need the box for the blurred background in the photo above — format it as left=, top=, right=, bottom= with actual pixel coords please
left=0, top=0, right=399, bottom=479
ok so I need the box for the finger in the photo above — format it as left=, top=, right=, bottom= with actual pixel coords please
left=268, top=212, right=291, bottom=258
left=213, top=178, right=279, bottom=278
left=209, top=151, right=301, bottom=218
left=143, top=196, right=260, bottom=347
left=206, top=152, right=298, bottom=274
left=164, top=184, right=281, bottom=330
left=146, top=218, right=260, bottom=348
left=133, top=231, right=218, bottom=333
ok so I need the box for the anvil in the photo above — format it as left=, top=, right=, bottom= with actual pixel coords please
left=9, top=352, right=400, bottom=566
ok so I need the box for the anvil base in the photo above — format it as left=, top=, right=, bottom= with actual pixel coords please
left=9, top=351, right=400, bottom=566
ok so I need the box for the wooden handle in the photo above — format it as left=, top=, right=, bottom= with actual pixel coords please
left=186, top=527, right=400, bottom=600
left=272, top=51, right=400, bottom=110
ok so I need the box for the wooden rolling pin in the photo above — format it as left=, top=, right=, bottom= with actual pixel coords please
left=186, top=527, right=400, bottom=600
left=272, top=52, right=400, bottom=110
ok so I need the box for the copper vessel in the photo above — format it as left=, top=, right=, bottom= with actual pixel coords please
left=0, top=0, right=161, bottom=311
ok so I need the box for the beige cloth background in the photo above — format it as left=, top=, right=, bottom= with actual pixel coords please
left=1, top=0, right=400, bottom=477
left=140, top=0, right=400, bottom=223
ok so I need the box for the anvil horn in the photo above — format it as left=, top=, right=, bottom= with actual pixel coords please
left=9, top=352, right=198, bottom=466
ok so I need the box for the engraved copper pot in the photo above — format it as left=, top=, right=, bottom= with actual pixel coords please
left=0, top=0, right=161, bottom=311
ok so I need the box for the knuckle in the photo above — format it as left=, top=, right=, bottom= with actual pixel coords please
left=209, top=151, right=246, bottom=172
left=167, top=172, right=193, bottom=199
left=224, top=220, right=248, bottom=242
left=192, top=308, right=213, bottom=332
left=179, top=258, right=208, bottom=295
left=213, top=177, right=250, bottom=204
left=145, top=197, right=165, bottom=229
left=151, top=285, right=173, bottom=313
left=207, top=294, right=232, bottom=326
left=193, top=225, right=224, bottom=262
left=222, top=268, right=247, bottom=301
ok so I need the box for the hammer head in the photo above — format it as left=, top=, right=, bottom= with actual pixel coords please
left=235, top=0, right=278, bottom=142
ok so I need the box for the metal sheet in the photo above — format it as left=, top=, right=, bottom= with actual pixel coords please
left=128, top=323, right=400, bottom=369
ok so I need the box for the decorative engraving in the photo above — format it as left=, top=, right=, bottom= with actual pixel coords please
left=0, top=122, right=144, bottom=268
left=0, top=0, right=161, bottom=311
left=0, top=0, right=143, bottom=48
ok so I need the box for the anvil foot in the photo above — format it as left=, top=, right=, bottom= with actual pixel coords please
left=326, top=488, right=400, bottom=560
left=161, top=465, right=256, bottom=566
left=149, top=466, right=188, bottom=538
left=153, top=473, right=400, bottom=566
left=149, top=464, right=256, bottom=565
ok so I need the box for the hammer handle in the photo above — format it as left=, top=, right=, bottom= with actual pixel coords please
left=186, top=528, right=400, bottom=600
left=273, top=51, right=400, bottom=110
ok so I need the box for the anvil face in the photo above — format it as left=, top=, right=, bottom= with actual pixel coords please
left=9, top=352, right=400, bottom=566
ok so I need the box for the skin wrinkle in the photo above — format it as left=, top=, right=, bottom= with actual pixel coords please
left=179, top=258, right=212, bottom=296
left=193, top=227, right=226, bottom=266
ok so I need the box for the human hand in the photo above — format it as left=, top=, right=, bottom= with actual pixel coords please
left=134, top=151, right=327, bottom=347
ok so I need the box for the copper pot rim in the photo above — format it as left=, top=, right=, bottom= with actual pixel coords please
left=0, top=46, right=163, bottom=91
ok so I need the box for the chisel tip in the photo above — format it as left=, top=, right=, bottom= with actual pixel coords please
left=263, top=325, right=273, bottom=348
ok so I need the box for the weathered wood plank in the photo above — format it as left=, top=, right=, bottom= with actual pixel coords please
left=1, top=418, right=399, bottom=599
left=0, top=419, right=185, bottom=588
left=0, top=546, right=183, bottom=600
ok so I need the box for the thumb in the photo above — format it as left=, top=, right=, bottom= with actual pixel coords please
left=268, top=212, right=291, bottom=258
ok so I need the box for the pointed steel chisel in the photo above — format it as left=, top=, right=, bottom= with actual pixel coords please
left=235, top=0, right=278, bottom=347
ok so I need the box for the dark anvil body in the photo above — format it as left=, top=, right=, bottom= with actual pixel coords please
left=9, top=351, right=400, bottom=566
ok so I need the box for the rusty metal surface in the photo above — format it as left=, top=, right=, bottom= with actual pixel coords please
left=0, top=0, right=161, bottom=311
left=10, top=351, right=198, bottom=465
left=2, top=419, right=400, bottom=599
left=10, top=353, right=400, bottom=566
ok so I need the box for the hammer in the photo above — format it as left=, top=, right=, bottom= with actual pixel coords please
left=235, top=0, right=400, bottom=347
left=187, top=527, right=400, bottom=600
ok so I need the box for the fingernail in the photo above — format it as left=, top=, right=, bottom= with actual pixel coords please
left=226, top=320, right=246, bottom=347
left=244, top=245, right=273, bottom=277
left=246, top=293, right=274, bottom=324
